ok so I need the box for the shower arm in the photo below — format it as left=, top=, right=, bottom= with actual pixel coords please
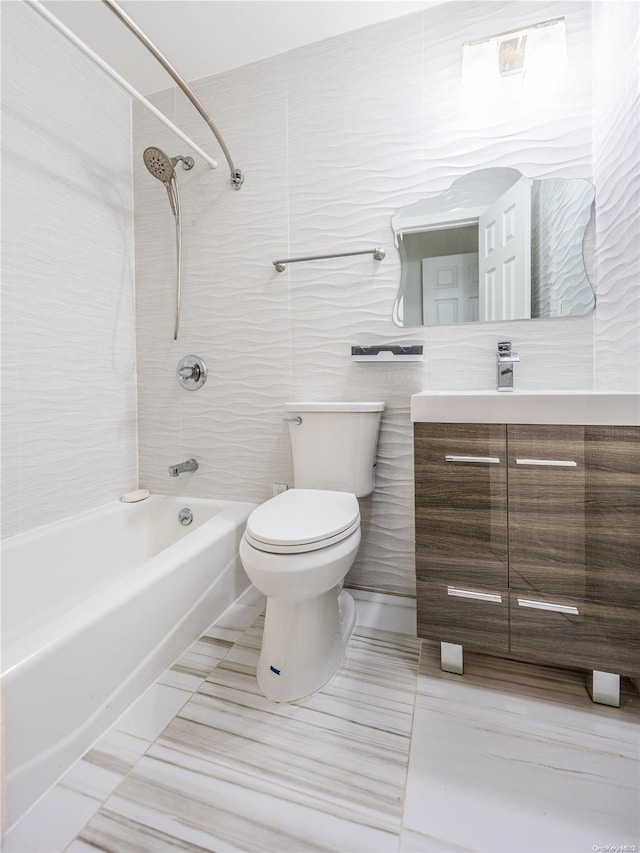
left=101, top=0, right=244, bottom=191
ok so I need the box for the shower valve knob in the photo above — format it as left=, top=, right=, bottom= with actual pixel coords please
left=178, top=365, right=199, bottom=380
left=176, top=355, right=207, bottom=391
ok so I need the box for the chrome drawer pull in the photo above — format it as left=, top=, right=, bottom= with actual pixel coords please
left=517, top=598, right=579, bottom=615
left=515, top=458, right=577, bottom=467
left=445, top=455, right=500, bottom=464
left=447, top=586, right=503, bottom=603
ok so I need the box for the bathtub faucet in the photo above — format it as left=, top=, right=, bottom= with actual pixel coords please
left=168, top=458, right=198, bottom=477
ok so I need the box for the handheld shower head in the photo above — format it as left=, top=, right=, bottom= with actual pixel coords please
left=143, top=146, right=175, bottom=182
left=142, top=146, right=194, bottom=342
left=143, top=147, right=194, bottom=216
left=143, top=146, right=177, bottom=214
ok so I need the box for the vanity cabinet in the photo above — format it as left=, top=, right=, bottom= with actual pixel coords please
left=415, top=422, right=640, bottom=685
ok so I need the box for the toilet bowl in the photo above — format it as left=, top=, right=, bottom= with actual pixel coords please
left=240, top=489, right=360, bottom=702
left=239, top=401, right=385, bottom=703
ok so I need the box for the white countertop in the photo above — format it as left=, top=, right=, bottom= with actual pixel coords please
left=410, top=391, right=640, bottom=425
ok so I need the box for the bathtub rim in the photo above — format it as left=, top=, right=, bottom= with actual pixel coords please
left=1, top=495, right=256, bottom=677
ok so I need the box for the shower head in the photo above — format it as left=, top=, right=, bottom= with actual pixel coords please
left=143, top=146, right=175, bottom=183
left=143, top=147, right=194, bottom=217
left=143, top=147, right=195, bottom=181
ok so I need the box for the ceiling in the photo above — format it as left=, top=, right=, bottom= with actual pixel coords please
left=42, top=1, right=439, bottom=95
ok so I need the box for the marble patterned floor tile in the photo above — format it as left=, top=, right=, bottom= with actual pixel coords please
left=58, top=754, right=125, bottom=804
left=201, top=600, right=265, bottom=646
left=350, top=589, right=417, bottom=636
left=403, top=645, right=640, bottom=853
left=82, top=728, right=152, bottom=779
left=417, top=644, right=640, bottom=754
left=158, top=635, right=235, bottom=692
left=75, top=745, right=401, bottom=853
left=2, top=785, right=102, bottom=853
left=399, top=827, right=474, bottom=852
left=154, top=623, right=420, bottom=830
left=218, top=613, right=263, bottom=668
left=114, top=682, right=193, bottom=742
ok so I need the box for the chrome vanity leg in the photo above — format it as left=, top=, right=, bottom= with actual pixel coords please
left=441, top=642, right=464, bottom=674
left=588, top=670, right=620, bottom=707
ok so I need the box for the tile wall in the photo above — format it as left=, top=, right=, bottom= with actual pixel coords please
left=1, top=2, right=137, bottom=538
left=132, top=1, right=616, bottom=598
left=593, top=1, right=640, bottom=389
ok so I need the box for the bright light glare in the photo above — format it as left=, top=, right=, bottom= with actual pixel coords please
left=461, top=19, right=568, bottom=103
left=461, top=40, right=500, bottom=99
left=524, top=20, right=568, bottom=87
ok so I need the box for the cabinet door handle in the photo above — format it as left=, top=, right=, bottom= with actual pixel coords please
left=447, top=586, right=503, bottom=603
left=517, top=597, right=579, bottom=615
left=445, top=455, right=501, bottom=464
left=515, top=458, right=577, bottom=467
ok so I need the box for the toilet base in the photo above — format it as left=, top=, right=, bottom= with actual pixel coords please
left=257, top=587, right=356, bottom=703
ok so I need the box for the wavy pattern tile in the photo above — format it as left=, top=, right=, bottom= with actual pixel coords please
left=531, top=180, right=595, bottom=317
left=134, top=2, right=600, bottom=597
left=134, top=57, right=291, bottom=503
left=593, top=1, right=640, bottom=391
left=1, top=4, right=136, bottom=538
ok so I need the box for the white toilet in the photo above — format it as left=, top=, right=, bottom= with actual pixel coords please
left=239, top=401, right=385, bottom=702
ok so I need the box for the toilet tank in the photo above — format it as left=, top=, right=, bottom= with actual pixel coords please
left=284, top=402, right=385, bottom=497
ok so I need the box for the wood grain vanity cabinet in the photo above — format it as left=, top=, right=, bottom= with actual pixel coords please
left=415, top=422, right=640, bottom=694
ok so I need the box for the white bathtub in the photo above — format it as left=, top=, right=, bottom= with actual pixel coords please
left=1, top=494, right=256, bottom=831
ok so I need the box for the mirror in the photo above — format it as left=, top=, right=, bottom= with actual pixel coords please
left=391, top=168, right=595, bottom=327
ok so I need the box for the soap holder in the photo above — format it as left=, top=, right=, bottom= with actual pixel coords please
left=351, top=345, right=423, bottom=362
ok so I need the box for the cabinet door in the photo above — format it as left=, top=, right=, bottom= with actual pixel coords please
left=415, top=423, right=508, bottom=589
left=507, top=425, right=587, bottom=598
left=418, top=579, right=509, bottom=653
left=508, top=425, right=640, bottom=606
left=510, top=592, right=640, bottom=677
left=584, top=426, right=640, bottom=608
left=415, top=423, right=509, bottom=645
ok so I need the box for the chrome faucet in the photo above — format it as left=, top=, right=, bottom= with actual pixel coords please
left=168, top=458, right=198, bottom=477
left=496, top=341, right=520, bottom=392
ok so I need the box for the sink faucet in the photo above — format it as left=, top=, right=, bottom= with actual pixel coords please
left=496, top=341, right=520, bottom=392
left=168, top=458, right=198, bottom=477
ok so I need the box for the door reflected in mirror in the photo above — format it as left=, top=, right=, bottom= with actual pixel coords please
left=391, top=168, right=595, bottom=327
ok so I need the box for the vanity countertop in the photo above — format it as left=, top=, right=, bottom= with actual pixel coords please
left=410, top=391, right=640, bottom=425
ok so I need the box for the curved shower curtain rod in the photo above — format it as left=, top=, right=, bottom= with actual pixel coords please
left=101, top=0, right=243, bottom=190
left=27, top=1, right=220, bottom=172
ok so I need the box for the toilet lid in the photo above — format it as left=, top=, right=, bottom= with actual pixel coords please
left=246, top=489, right=360, bottom=548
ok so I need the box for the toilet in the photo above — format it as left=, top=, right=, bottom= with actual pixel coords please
left=239, top=401, right=385, bottom=702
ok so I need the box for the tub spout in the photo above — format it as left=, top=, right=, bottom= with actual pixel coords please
left=168, top=458, right=198, bottom=477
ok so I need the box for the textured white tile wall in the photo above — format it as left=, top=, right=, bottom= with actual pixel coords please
left=134, top=1, right=598, bottom=596
left=593, top=1, right=640, bottom=391
left=1, top=3, right=137, bottom=538
left=134, top=56, right=291, bottom=501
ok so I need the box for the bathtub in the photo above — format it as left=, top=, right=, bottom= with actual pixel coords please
left=1, top=494, right=256, bottom=831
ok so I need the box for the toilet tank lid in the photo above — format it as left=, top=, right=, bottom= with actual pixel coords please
left=284, top=401, right=385, bottom=413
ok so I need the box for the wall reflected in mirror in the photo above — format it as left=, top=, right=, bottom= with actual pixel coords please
left=391, top=168, right=595, bottom=328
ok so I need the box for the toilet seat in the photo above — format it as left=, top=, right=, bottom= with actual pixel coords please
left=245, top=488, right=360, bottom=554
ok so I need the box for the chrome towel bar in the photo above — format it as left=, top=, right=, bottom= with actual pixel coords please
left=273, top=247, right=385, bottom=273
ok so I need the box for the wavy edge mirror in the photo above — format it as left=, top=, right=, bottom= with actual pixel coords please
left=391, top=168, right=595, bottom=328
